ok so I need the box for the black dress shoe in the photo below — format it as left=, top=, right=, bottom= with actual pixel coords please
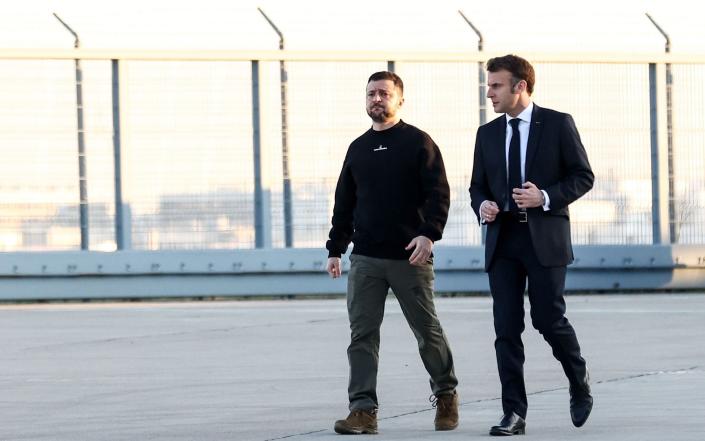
left=570, top=379, right=593, bottom=427
left=489, top=412, right=525, bottom=436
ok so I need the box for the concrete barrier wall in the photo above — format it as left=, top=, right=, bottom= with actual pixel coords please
left=2, top=245, right=704, bottom=300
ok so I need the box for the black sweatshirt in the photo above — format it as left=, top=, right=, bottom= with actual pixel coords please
left=326, top=120, right=450, bottom=260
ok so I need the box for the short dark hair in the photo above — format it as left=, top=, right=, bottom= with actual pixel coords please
left=486, top=54, right=535, bottom=95
left=367, top=71, right=404, bottom=96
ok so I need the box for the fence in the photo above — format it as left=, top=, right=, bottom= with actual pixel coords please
left=1, top=50, right=703, bottom=254
left=1, top=50, right=705, bottom=300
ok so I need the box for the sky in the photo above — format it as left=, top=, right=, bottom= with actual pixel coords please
left=0, top=0, right=703, bottom=53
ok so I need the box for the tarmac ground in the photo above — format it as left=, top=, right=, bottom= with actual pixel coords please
left=1, top=293, right=704, bottom=441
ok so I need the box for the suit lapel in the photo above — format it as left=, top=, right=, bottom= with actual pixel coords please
left=525, top=104, right=543, bottom=178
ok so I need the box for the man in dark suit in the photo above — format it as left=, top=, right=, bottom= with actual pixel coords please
left=469, top=54, right=595, bottom=436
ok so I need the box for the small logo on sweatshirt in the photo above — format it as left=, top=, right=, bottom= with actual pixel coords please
left=373, top=144, right=388, bottom=152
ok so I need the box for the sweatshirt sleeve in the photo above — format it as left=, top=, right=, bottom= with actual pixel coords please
left=326, top=149, right=357, bottom=257
left=417, top=136, right=450, bottom=241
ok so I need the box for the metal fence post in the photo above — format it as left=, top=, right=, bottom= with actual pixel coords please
left=258, top=8, right=293, bottom=247
left=649, top=63, right=670, bottom=244
left=251, top=60, right=272, bottom=248
left=75, top=57, right=89, bottom=250
left=459, top=10, right=487, bottom=244
left=53, top=13, right=89, bottom=250
left=111, top=59, right=130, bottom=249
left=646, top=13, right=676, bottom=243
left=252, top=60, right=262, bottom=247
left=458, top=11, right=486, bottom=126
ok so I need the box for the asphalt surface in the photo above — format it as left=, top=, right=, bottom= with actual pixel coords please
left=1, top=293, right=703, bottom=440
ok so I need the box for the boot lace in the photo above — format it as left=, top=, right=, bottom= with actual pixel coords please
left=429, top=394, right=449, bottom=410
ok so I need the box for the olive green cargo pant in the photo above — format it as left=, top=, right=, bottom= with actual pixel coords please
left=346, top=254, right=458, bottom=410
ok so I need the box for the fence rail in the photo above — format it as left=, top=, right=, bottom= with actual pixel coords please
left=2, top=49, right=705, bottom=63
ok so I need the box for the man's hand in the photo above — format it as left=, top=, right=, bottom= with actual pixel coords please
left=326, top=257, right=342, bottom=278
left=405, top=235, right=433, bottom=266
left=480, top=200, right=500, bottom=223
left=512, top=181, right=544, bottom=209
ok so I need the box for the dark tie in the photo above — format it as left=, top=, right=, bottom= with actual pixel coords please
left=507, top=118, right=522, bottom=211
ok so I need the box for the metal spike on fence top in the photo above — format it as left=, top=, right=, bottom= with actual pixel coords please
left=645, top=13, right=671, bottom=53
left=257, top=7, right=284, bottom=50
left=458, top=10, right=483, bottom=52
left=52, top=12, right=80, bottom=49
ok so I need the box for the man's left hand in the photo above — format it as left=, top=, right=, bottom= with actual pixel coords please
left=512, top=181, right=544, bottom=209
left=406, top=235, right=433, bottom=266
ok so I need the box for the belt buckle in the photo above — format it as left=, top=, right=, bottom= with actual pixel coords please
left=518, top=211, right=528, bottom=223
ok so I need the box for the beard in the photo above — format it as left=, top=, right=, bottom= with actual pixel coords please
left=367, top=105, right=394, bottom=122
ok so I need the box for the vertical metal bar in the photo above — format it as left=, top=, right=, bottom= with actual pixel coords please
left=646, top=12, right=676, bottom=242
left=53, top=12, right=89, bottom=250
left=258, top=7, right=293, bottom=247
left=252, top=60, right=264, bottom=248
left=478, top=59, right=487, bottom=245
left=76, top=58, right=89, bottom=250
left=649, top=63, right=662, bottom=244
left=458, top=10, right=487, bottom=244
left=280, top=58, right=293, bottom=247
left=649, top=63, right=670, bottom=244
left=665, top=61, right=676, bottom=243
left=458, top=10, right=485, bottom=126
left=477, top=63, right=486, bottom=126
left=112, top=59, right=127, bottom=250
left=387, top=61, right=395, bottom=73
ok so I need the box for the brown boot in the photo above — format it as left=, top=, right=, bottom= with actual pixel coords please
left=334, top=408, right=378, bottom=435
left=431, top=391, right=459, bottom=431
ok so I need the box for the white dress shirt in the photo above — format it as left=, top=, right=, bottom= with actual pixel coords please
left=480, top=102, right=550, bottom=223
left=505, top=103, right=532, bottom=186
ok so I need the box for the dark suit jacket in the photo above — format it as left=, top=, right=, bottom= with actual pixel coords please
left=469, top=104, right=594, bottom=271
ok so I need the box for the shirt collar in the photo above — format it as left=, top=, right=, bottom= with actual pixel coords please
left=506, top=102, right=534, bottom=125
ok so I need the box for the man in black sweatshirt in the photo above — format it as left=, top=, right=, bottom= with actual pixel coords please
left=326, top=71, right=458, bottom=435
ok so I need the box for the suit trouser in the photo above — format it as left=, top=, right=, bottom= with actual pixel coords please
left=488, top=217, right=588, bottom=419
left=346, top=253, right=458, bottom=411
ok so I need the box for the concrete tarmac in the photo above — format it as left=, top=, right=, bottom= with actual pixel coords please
left=1, top=293, right=704, bottom=441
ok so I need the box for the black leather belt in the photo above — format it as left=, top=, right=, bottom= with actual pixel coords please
left=501, top=210, right=528, bottom=223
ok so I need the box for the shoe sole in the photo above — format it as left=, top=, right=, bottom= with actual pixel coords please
left=334, top=425, right=378, bottom=435
left=571, top=400, right=593, bottom=427
left=572, top=410, right=592, bottom=427
left=489, top=427, right=525, bottom=436
left=435, top=423, right=459, bottom=431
